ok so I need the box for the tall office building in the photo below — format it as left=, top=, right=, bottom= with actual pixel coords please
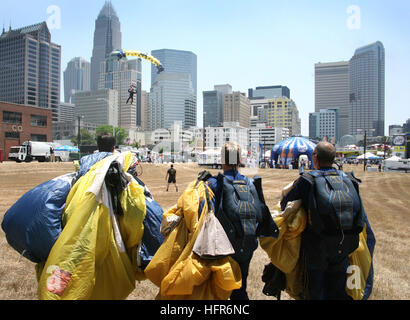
left=250, top=98, right=271, bottom=124
left=248, top=85, right=290, bottom=100
left=349, top=41, right=385, bottom=137
left=64, top=57, right=91, bottom=103
left=309, top=109, right=339, bottom=141
left=90, top=1, right=122, bottom=90
left=249, top=125, right=290, bottom=151
left=223, top=92, right=251, bottom=128
left=149, top=73, right=196, bottom=130
left=204, top=122, right=249, bottom=152
left=203, top=84, right=232, bottom=127
left=315, top=61, right=349, bottom=139
left=0, top=22, right=61, bottom=122
left=73, top=89, right=118, bottom=127
left=140, top=90, right=149, bottom=131
left=151, top=49, right=197, bottom=95
left=265, top=97, right=301, bottom=136
left=98, top=57, right=141, bottom=130
left=58, top=102, right=75, bottom=123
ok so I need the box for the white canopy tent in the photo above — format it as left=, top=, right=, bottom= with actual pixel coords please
left=357, top=152, right=380, bottom=160
left=385, top=155, right=402, bottom=162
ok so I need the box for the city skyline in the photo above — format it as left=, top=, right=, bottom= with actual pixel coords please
left=0, top=0, right=409, bottom=135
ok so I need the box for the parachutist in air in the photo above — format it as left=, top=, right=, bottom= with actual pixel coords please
left=126, top=84, right=137, bottom=104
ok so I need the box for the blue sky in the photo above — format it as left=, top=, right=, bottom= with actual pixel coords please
left=1, top=0, right=409, bottom=135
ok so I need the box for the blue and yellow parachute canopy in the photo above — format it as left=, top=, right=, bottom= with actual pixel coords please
left=111, top=50, right=165, bottom=74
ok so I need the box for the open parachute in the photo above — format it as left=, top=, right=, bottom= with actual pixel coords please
left=111, top=50, right=165, bottom=74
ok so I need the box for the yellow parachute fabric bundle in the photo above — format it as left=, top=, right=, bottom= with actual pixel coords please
left=346, top=223, right=372, bottom=300
left=259, top=184, right=373, bottom=300
left=145, top=180, right=242, bottom=300
left=36, top=152, right=146, bottom=300
left=259, top=200, right=307, bottom=300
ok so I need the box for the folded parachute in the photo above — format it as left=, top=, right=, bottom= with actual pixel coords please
left=37, top=152, right=147, bottom=300
left=144, top=180, right=242, bottom=300
left=1, top=173, right=75, bottom=263
left=128, top=172, right=164, bottom=271
left=259, top=184, right=376, bottom=300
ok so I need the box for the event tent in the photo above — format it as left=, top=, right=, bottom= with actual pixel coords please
left=385, top=156, right=401, bottom=162
left=357, top=152, right=380, bottom=160
left=271, top=136, right=317, bottom=169
left=55, top=145, right=80, bottom=152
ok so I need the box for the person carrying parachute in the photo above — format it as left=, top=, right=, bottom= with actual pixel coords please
left=260, top=141, right=375, bottom=300
left=2, top=135, right=165, bottom=300
left=145, top=142, right=279, bottom=300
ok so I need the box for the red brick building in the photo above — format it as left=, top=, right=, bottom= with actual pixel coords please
left=0, top=101, right=52, bottom=160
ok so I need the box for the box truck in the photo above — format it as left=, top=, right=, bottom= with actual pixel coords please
left=8, top=141, right=68, bottom=163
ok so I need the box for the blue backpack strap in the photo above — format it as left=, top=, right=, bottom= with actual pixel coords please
left=303, top=170, right=325, bottom=234
left=253, top=176, right=279, bottom=239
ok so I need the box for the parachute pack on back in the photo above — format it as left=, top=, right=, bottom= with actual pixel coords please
left=305, top=170, right=364, bottom=235
left=302, top=170, right=365, bottom=262
left=1, top=173, right=75, bottom=263
left=215, top=174, right=279, bottom=262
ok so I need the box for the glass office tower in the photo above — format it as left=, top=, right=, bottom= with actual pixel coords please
left=151, top=49, right=197, bottom=96
left=203, top=84, right=232, bottom=127
left=0, top=22, right=61, bottom=122
left=248, top=85, right=290, bottom=99
left=90, top=1, right=122, bottom=90
left=315, top=61, right=349, bottom=139
left=64, top=57, right=91, bottom=103
left=149, top=73, right=196, bottom=130
left=349, top=41, right=385, bottom=137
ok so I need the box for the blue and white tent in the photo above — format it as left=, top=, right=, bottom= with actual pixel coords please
left=55, top=145, right=80, bottom=152
left=271, top=136, right=317, bottom=169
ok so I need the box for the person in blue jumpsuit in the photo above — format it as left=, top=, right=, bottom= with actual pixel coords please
left=204, top=142, right=278, bottom=300
left=280, top=141, right=365, bottom=300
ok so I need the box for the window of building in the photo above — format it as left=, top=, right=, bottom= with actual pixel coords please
left=31, top=114, right=47, bottom=127
left=30, top=134, right=47, bottom=142
left=5, top=132, right=20, bottom=139
left=3, top=111, right=22, bottom=124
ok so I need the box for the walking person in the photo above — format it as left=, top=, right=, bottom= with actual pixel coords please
left=204, top=142, right=279, bottom=300
left=280, top=142, right=367, bottom=300
left=166, top=164, right=178, bottom=192
left=50, top=146, right=55, bottom=163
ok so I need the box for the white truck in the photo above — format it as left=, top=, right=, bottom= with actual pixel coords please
left=384, top=157, right=410, bottom=172
left=198, top=148, right=247, bottom=169
left=198, top=149, right=222, bottom=169
left=8, top=141, right=68, bottom=163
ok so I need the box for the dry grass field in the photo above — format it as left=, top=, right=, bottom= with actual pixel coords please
left=0, top=161, right=409, bottom=300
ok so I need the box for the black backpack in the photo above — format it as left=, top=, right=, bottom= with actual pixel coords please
left=214, top=173, right=279, bottom=262
left=302, top=170, right=365, bottom=261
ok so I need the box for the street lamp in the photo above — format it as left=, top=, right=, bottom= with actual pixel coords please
left=357, top=128, right=376, bottom=171
left=77, top=115, right=84, bottom=151
left=203, top=111, right=207, bottom=152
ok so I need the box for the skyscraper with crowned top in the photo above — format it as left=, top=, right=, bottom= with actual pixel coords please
left=90, top=1, right=122, bottom=91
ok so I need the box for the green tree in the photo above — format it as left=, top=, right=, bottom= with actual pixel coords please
left=96, top=125, right=128, bottom=146
left=114, top=127, right=128, bottom=146
left=71, top=128, right=96, bottom=146
left=96, top=125, right=115, bottom=137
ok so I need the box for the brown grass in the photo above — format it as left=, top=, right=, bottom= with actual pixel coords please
left=0, top=162, right=409, bottom=300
